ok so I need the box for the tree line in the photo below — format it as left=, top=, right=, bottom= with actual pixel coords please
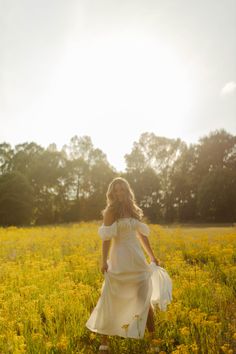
left=0, top=129, right=235, bottom=226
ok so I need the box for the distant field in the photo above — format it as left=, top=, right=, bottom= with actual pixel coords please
left=0, top=223, right=236, bottom=353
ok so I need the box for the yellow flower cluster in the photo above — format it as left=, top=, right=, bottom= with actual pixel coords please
left=0, top=222, right=235, bottom=353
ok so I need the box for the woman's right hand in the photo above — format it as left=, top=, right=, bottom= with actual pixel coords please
left=150, top=257, right=162, bottom=266
left=101, top=261, right=108, bottom=274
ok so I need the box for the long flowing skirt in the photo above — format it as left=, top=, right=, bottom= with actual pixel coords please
left=86, top=263, right=172, bottom=339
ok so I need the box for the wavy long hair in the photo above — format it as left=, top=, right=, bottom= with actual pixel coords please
left=101, top=177, right=143, bottom=221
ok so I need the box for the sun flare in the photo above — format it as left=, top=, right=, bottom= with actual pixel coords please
left=44, top=31, right=194, bottom=138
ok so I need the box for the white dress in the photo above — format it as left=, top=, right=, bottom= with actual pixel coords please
left=86, top=217, right=172, bottom=339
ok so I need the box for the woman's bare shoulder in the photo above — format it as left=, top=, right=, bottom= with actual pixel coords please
left=103, top=208, right=116, bottom=226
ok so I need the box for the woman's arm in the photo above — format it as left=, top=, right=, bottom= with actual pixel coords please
left=137, top=233, right=161, bottom=265
left=102, top=240, right=111, bottom=264
left=100, top=209, right=114, bottom=273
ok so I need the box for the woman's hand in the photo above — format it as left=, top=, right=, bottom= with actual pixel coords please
left=150, top=257, right=161, bottom=266
left=101, top=261, right=108, bottom=274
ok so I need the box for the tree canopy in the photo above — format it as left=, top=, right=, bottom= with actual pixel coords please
left=0, top=129, right=235, bottom=226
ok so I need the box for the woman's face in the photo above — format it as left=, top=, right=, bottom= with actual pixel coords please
left=113, top=183, right=126, bottom=202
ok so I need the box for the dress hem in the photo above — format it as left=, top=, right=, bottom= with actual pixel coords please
left=85, top=324, right=146, bottom=339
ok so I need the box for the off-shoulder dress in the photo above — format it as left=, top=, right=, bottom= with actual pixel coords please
left=85, top=217, right=172, bottom=339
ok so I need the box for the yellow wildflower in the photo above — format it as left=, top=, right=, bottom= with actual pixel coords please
left=180, top=326, right=190, bottom=336
left=121, top=323, right=129, bottom=330
left=151, top=338, right=162, bottom=345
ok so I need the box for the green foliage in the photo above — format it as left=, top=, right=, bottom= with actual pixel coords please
left=0, top=171, right=34, bottom=226
left=0, top=129, right=235, bottom=226
left=197, top=167, right=236, bottom=222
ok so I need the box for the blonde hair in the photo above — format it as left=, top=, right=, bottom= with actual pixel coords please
left=101, top=177, right=143, bottom=221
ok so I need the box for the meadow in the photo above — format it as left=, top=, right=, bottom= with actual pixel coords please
left=0, top=222, right=235, bottom=354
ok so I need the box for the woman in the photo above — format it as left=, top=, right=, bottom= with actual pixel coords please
left=86, top=177, right=172, bottom=353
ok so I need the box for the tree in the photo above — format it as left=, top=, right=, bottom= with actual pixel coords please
left=0, top=143, right=14, bottom=175
left=123, top=168, right=161, bottom=223
left=0, top=171, right=34, bottom=226
left=61, top=135, right=116, bottom=222
left=197, top=167, right=236, bottom=222
left=195, top=129, right=236, bottom=178
left=125, top=132, right=186, bottom=222
left=170, top=144, right=199, bottom=222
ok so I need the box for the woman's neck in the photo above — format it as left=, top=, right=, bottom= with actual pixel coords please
left=119, top=209, right=131, bottom=218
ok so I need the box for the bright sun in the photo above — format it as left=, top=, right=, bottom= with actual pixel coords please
left=38, top=30, right=195, bottom=169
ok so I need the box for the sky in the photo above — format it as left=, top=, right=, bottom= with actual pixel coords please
left=1, top=0, right=236, bottom=172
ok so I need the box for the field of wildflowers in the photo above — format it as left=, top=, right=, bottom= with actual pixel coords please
left=0, top=222, right=235, bottom=353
